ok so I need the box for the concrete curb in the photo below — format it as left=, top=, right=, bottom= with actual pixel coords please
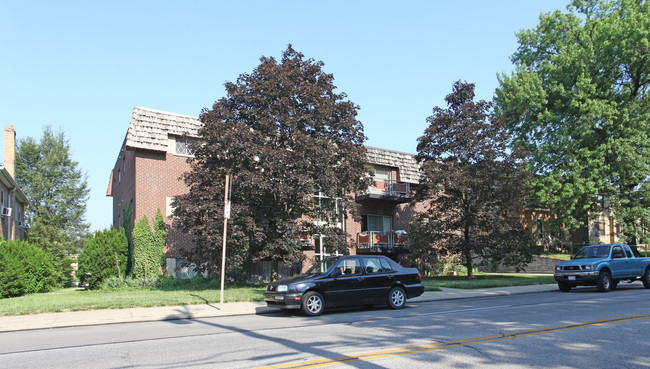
left=0, top=284, right=559, bottom=333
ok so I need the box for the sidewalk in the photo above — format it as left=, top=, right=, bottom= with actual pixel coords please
left=0, top=284, right=558, bottom=332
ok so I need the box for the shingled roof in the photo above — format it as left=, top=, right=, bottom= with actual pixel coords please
left=125, top=107, right=202, bottom=152
left=365, top=146, right=420, bottom=184
left=122, top=107, right=421, bottom=183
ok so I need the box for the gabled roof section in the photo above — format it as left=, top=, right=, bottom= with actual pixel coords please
left=125, top=107, right=202, bottom=152
left=365, top=146, right=421, bottom=184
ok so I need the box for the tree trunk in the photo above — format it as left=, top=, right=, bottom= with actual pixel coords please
left=465, top=251, right=474, bottom=278
left=271, top=259, right=279, bottom=282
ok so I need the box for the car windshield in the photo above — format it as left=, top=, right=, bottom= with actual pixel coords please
left=305, top=257, right=340, bottom=275
left=574, top=245, right=611, bottom=259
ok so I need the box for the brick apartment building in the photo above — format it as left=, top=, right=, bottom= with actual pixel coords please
left=108, top=107, right=622, bottom=279
left=1, top=125, right=28, bottom=241
left=108, top=107, right=425, bottom=278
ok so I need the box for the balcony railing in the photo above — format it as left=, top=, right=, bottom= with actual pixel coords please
left=357, top=231, right=409, bottom=253
left=357, top=180, right=411, bottom=203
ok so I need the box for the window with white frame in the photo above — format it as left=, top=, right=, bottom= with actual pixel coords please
left=175, top=137, right=195, bottom=157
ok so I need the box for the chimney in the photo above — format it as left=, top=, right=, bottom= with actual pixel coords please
left=4, top=125, right=16, bottom=179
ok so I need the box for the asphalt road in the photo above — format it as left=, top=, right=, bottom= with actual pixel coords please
left=1, top=285, right=649, bottom=368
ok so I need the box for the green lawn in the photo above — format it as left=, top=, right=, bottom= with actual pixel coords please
left=0, top=274, right=556, bottom=316
left=422, top=274, right=555, bottom=290
left=0, top=284, right=266, bottom=316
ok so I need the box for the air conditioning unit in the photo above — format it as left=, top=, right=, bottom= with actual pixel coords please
left=2, top=207, right=12, bottom=217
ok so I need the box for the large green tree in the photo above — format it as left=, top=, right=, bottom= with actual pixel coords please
left=415, top=81, right=535, bottom=277
left=16, top=126, right=90, bottom=257
left=495, top=0, right=650, bottom=242
left=173, top=45, right=368, bottom=279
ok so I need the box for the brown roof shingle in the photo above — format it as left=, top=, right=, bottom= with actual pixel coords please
left=125, top=107, right=202, bottom=152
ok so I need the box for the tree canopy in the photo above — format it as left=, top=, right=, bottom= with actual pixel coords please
left=495, top=0, right=650, bottom=241
left=16, top=126, right=90, bottom=257
left=415, top=81, right=534, bottom=277
left=173, top=45, right=368, bottom=278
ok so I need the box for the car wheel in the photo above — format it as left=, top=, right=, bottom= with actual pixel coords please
left=643, top=268, right=650, bottom=289
left=388, top=287, right=406, bottom=309
left=597, top=271, right=612, bottom=292
left=558, top=282, right=571, bottom=292
left=302, top=291, right=324, bottom=316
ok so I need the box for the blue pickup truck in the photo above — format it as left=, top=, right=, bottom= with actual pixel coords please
left=554, top=244, right=650, bottom=292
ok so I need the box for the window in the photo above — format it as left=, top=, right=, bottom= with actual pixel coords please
left=366, top=215, right=392, bottom=233
left=379, top=258, right=393, bottom=272
left=362, top=257, right=383, bottom=274
left=612, top=246, right=625, bottom=259
left=624, top=246, right=632, bottom=258
left=175, top=137, right=195, bottom=157
left=336, top=258, right=362, bottom=275
left=313, top=192, right=342, bottom=226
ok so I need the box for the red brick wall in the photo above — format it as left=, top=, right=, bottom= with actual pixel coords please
left=134, top=151, right=193, bottom=257
left=110, top=142, right=195, bottom=258
left=109, top=142, right=136, bottom=230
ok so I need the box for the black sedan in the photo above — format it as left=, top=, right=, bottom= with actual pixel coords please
left=264, top=255, right=425, bottom=316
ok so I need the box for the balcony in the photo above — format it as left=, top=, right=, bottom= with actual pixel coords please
left=357, top=231, right=409, bottom=254
left=356, top=180, right=411, bottom=203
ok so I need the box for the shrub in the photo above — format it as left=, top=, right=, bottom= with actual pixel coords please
left=132, top=215, right=164, bottom=279
left=0, top=240, right=58, bottom=298
left=100, top=275, right=160, bottom=289
left=77, top=227, right=128, bottom=290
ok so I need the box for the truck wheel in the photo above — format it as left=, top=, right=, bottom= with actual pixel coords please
left=597, top=271, right=612, bottom=292
left=611, top=280, right=618, bottom=290
left=388, top=287, right=406, bottom=309
left=302, top=291, right=324, bottom=316
left=643, top=269, right=650, bottom=289
left=558, top=282, right=571, bottom=292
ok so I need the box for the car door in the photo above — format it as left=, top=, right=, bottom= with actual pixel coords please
left=623, top=245, right=642, bottom=276
left=323, top=257, right=366, bottom=308
left=610, top=245, right=632, bottom=278
left=362, top=257, right=393, bottom=304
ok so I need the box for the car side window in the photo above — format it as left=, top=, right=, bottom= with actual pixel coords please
left=612, top=246, right=625, bottom=259
left=336, top=258, right=362, bottom=275
left=623, top=247, right=632, bottom=258
left=362, top=258, right=382, bottom=274
left=379, top=258, right=393, bottom=272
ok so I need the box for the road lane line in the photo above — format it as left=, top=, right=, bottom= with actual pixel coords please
left=255, top=313, right=650, bottom=369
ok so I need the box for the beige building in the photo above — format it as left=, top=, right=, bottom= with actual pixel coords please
left=1, top=125, right=28, bottom=241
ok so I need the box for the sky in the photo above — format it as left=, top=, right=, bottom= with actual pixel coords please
left=0, top=0, right=571, bottom=232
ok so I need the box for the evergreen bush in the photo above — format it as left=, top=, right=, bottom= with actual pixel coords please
left=0, top=240, right=58, bottom=298
left=77, top=227, right=128, bottom=290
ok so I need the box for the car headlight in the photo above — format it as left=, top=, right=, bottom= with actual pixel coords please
left=277, top=285, right=288, bottom=293
left=582, top=264, right=596, bottom=270
left=555, top=266, right=562, bottom=271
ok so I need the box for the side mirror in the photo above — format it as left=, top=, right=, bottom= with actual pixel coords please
left=331, top=268, right=342, bottom=277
